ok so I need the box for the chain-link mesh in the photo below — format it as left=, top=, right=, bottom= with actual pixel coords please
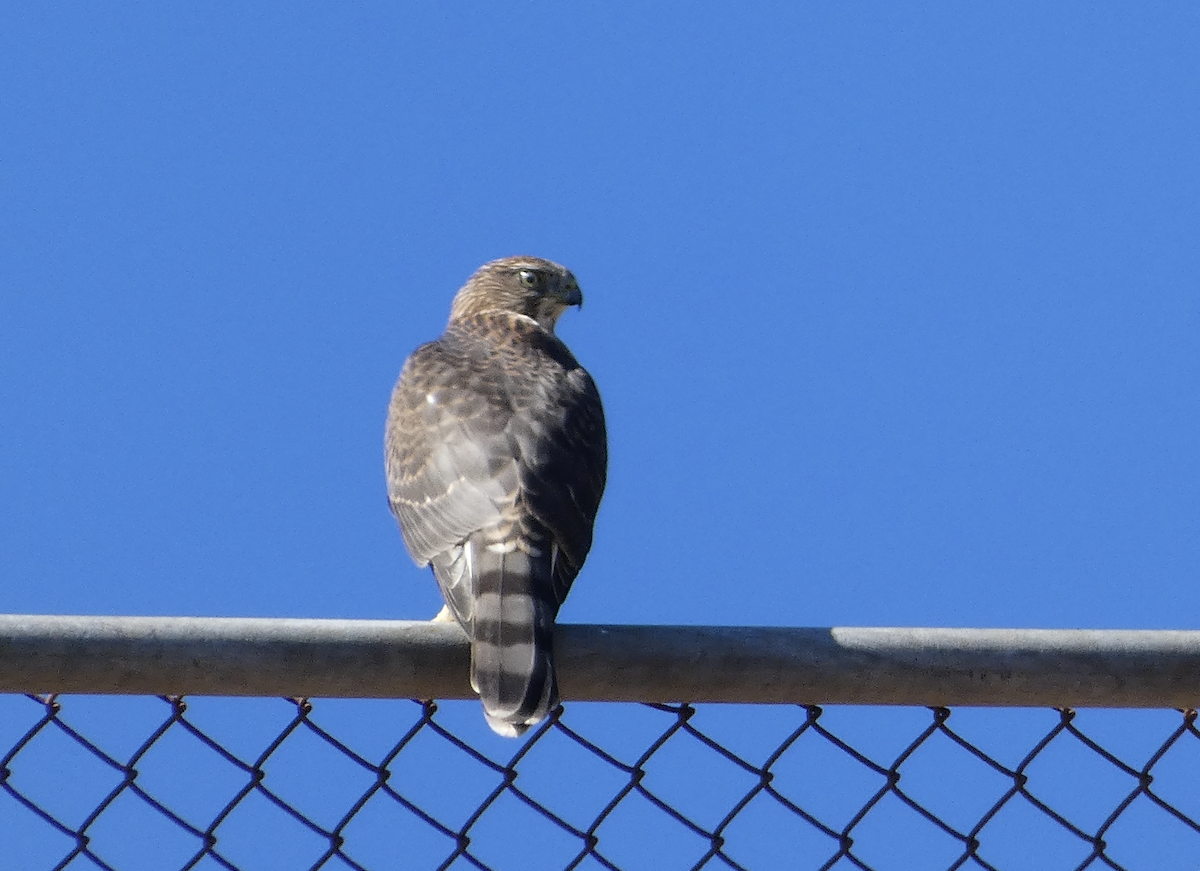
left=2, top=694, right=1198, bottom=871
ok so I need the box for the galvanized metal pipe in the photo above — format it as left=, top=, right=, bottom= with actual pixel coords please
left=0, top=614, right=1197, bottom=708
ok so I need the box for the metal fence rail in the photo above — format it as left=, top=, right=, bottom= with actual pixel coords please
left=3, top=615, right=1200, bottom=707
left=2, top=615, right=1199, bottom=871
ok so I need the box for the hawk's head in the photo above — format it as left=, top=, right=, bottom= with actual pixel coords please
left=450, top=256, right=583, bottom=333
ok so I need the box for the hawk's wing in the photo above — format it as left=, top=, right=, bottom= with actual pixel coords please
left=386, top=336, right=515, bottom=627
left=510, top=356, right=607, bottom=606
left=385, top=314, right=606, bottom=635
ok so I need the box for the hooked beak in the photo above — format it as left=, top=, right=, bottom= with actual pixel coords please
left=556, top=276, right=583, bottom=308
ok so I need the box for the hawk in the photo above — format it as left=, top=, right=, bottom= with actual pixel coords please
left=385, top=256, right=607, bottom=737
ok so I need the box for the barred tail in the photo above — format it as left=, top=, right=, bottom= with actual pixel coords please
left=469, top=542, right=559, bottom=738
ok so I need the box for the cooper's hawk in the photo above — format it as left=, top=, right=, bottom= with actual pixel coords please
left=385, top=256, right=607, bottom=737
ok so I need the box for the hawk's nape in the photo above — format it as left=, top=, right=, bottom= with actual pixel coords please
left=384, top=256, right=607, bottom=737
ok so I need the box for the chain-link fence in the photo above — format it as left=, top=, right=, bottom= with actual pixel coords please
left=3, top=696, right=1199, bottom=871
left=2, top=617, right=1200, bottom=870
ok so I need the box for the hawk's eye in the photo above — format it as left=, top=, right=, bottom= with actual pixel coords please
left=517, top=270, right=541, bottom=289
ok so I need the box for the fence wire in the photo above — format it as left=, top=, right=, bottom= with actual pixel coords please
left=2, top=695, right=1198, bottom=871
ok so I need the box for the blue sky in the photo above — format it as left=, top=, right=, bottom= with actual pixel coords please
left=4, top=5, right=1197, bottom=631
left=2, top=6, right=1200, bottom=868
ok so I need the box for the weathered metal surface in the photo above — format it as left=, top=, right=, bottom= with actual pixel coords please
left=1, top=615, right=1197, bottom=707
